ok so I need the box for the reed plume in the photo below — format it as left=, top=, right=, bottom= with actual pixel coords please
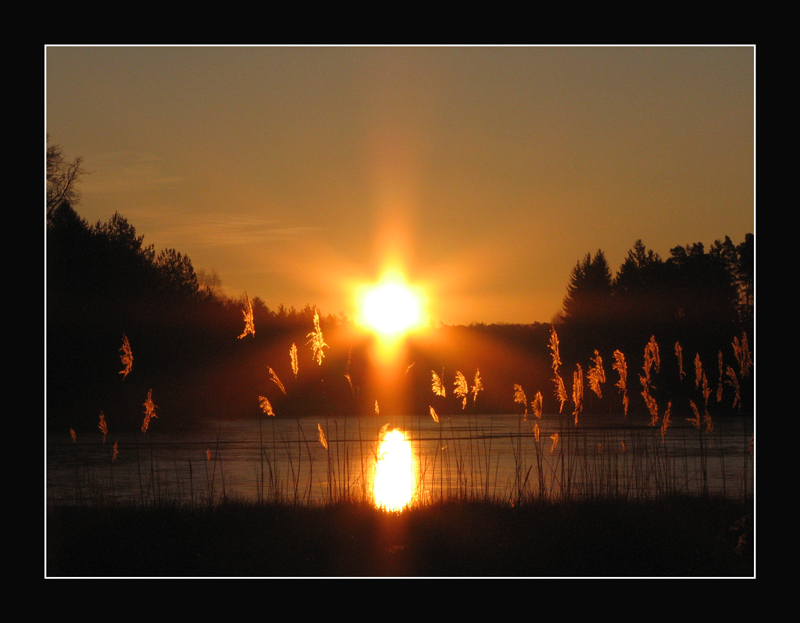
left=471, top=369, right=484, bottom=405
left=549, top=329, right=567, bottom=413
left=98, top=412, right=108, bottom=444
left=725, top=365, right=742, bottom=411
left=119, top=333, right=133, bottom=378
left=661, top=401, right=672, bottom=440
left=694, top=353, right=703, bottom=389
left=238, top=292, right=255, bottom=339
left=704, top=408, right=714, bottom=434
left=675, top=342, right=685, bottom=381
left=112, top=441, right=119, bottom=461
left=307, top=309, right=327, bottom=365
left=549, top=328, right=562, bottom=371
left=643, top=335, right=660, bottom=377
left=290, top=343, right=299, bottom=378
left=374, top=400, right=379, bottom=416
left=640, top=337, right=660, bottom=426
left=550, top=432, right=559, bottom=453
left=687, top=401, right=713, bottom=433
left=317, top=423, right=328, bottom=450
left=733, top=332, right=752, bottom=378
left=640, top=378, right=658, bottom=426
left=554, top=376, right=567, bottom=414
left=531, top=391, right=543, bottom=419
left=70, top=428, right=76, bottom=443
left=432, top=370, right=446, bottom=397
left=587, top=350, right=605, bottom=398
left=687, top=400, right=702, bottom=430
left=141, top=389, right=158, bottom=433
left=429, top=406, right=439, bottom=424
left=534, top=421, right=540, bottom=442
left=268, top=367, right=286, bottom=395
left=513, top=384, right=528, bottom=419
left=716, top=351, right=724, bottom=403
left=702, top=373, right=711, bottom=406
left=694, top=354, right=712, bottom=407
left=454, top=371, right=469, bottom=409
left=612, top=350, right=629, bottom=418
left=572, top=363, right=583, bottom=425
left=258, top=396, right=275, bottom=417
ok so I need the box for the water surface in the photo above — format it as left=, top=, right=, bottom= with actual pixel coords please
left=47, top=412, right=754, bottom=507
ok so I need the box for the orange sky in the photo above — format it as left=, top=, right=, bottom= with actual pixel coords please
left=46, top=45, right=754, bottom=325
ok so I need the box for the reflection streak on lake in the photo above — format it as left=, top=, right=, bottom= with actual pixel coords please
left=47, top=413, right=754, bottom=506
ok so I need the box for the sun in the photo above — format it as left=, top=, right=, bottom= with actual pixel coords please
left=358, top=279, right=424, bottom=338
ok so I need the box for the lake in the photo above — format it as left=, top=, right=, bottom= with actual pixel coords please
left=46, top=412, right=754, bottom=507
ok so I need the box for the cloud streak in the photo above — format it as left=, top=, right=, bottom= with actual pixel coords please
left=83, top=151, right=186, bottom=194
left=151, top=213, right=321, bottom=247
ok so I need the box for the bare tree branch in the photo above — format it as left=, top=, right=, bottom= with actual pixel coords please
left=46, top=141, right=86, bottom=218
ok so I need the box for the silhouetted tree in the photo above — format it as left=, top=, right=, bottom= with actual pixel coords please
left=560, top=250, right=613, bottom=325
left=612, top=240, right=668, bottom=325
left=665, top=241, right=739, bottom=328
left=735, top=233, right=754, bottom=324
left=614, top=240, right=662, bottom=294
left=196, top=268, right=224, bottom=300
left=91, top=212, right=155, bottom=263
left=155, top=248, right=199, bottom=299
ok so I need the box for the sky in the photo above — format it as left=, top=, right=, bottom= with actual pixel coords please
left=45, top=45, right=754, bottom=326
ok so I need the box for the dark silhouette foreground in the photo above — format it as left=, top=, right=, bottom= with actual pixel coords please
left=47, top=496, right=753, bottom=577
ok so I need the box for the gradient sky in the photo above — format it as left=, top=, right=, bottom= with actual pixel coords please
left=45, top=45, right=754, bottom=325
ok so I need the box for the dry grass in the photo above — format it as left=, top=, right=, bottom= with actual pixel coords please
left=119, top=334, right=133, bottom=378
left=454, top=371, right=469, bottom=409
left=290, top=343, right=299, bottom=378
left=431, top=370, right=446, bottom=398
left=238, top=293, right=255, bottom=339
left=306, top=309, right=327, bottom=365
left=141, top=389, right=157, bottom=434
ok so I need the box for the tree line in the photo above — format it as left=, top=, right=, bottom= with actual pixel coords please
left=554, top=237, right=752, bottom=368
left=46, top=144, right=753, bottom=432
left=559, top=238, right=753, bottom=329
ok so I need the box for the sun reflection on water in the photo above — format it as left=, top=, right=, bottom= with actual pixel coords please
left=373, top=429, right=415, bottom=512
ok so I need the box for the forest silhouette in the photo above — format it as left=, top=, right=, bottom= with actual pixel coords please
left=46, top=147, right=754, bottom=434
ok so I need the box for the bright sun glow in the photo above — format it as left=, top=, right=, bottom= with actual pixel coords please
left=359, top=280, right=423, bottom=337
left=373, top=429, right=415, bottom=511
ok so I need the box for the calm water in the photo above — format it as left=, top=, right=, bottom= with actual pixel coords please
left=46, top=413, right=754, bottom=507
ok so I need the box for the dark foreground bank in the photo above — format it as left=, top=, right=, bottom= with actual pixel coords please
left=46, top=496, right=753, bottom=577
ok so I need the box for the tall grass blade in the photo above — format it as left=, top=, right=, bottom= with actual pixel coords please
left=307, top=309, right=328, bottom=365
left=141, top=389, right=158, bottom=434
left=119, top=333, right=133, bottom=378
left=238, top=292, right=255, bottom=339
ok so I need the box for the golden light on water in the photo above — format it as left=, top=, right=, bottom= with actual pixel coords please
left=373, top=429, right=415, bottom=512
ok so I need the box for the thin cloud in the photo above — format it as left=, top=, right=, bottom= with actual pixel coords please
left=151, top=213, right=321, bottom=247
left=83, top=151, right=186, bottom=194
